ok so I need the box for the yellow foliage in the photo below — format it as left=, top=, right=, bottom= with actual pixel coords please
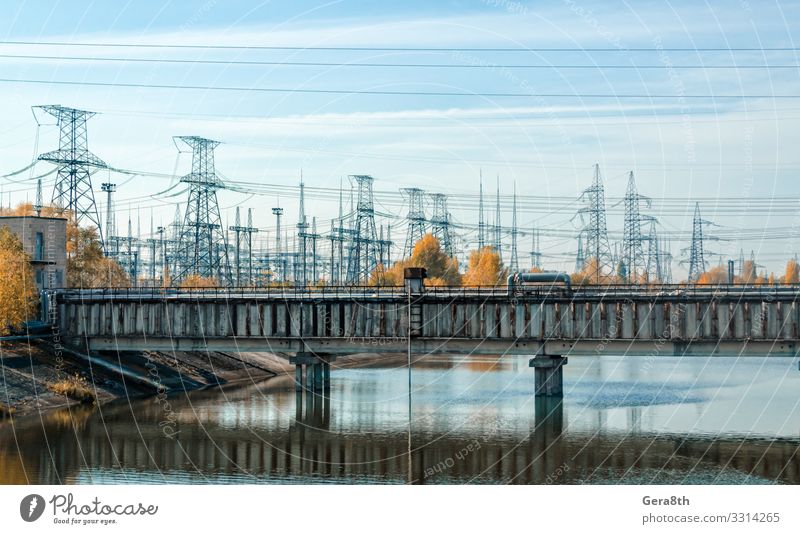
left=370, top=233, right=461, bottom=286
left=463, top=246, right=507, bottom=286
left=739, top=260, right=757, bottom=284
left=0, top=227, right=38, bottom=335
left=67, top=225, right=129, bottom=288
left=783, top=259, right=799, bottom=284
left=179, top=274, right=220, bottom=288
left=48, top=374, right=96, bottom=404
left=696, top=265, right=729, bottom=285
left=571, top=257, right=620, bottom=285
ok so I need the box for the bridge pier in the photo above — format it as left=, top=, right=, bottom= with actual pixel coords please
left=529, top=354, right=568, bottom=397
left=290, top=353, right=336, bottom=392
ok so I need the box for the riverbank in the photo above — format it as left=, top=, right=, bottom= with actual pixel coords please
left=0, top=337, right=397, bottom=419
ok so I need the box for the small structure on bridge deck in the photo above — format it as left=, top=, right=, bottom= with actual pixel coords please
left=529, top=352, right=568, bottom=397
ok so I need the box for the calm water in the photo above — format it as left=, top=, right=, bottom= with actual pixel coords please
left=2, top=355, right=799, bottom=484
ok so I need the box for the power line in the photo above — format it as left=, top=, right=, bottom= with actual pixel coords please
left=2, top=53, right=798, bottom=69
left=1, top=77, right=798, bottom=99
left=3, top=40, right=800, bottom=52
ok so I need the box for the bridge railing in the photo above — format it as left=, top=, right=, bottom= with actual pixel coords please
left=51, top=283, right=800, bottom=302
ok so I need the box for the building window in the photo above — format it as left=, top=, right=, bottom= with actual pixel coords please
left=35, top=232, right=44, bottom=261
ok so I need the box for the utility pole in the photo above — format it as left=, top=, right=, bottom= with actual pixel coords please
left=100, top=183, right=117, bottom=257
left=272, top=205, right=284, bottom=282
left=34, top=177, right=43, bottom=216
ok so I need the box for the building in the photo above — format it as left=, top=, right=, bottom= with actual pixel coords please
left=0, top=215, right=67, bottom=291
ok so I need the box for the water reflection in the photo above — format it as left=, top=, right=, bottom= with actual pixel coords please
left=0, top=355, right=799, bottom=484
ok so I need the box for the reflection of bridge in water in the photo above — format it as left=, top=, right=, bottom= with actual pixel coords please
left=1, top=382, right=797, bottom=484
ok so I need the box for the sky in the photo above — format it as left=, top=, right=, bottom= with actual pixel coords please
left=0, top=0, right=798, bottom=276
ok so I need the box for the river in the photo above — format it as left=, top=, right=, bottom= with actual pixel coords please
left=1, top=355, right=799, bottom=484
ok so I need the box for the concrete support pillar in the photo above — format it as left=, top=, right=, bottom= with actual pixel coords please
left=306, top=364, right=314, bottom=391
left=295, top=365, right=303, bottom=392
left=323, top=362, right=331, bottom=389
left=529, top=355, right=568, bottom=397
left=313, top=363, right=323, bottom=390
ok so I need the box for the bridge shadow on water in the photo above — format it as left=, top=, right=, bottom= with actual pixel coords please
left=0, top=356, right=799, bottom=485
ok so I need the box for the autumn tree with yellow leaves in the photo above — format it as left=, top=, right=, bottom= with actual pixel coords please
left=783, top=259, right=799, bottom=284
left=179, top=274, right=220, bottom=288
left=67, top=225, right=130, bottom=288
left=370, top=233, right=461, bottom=286
left=462, top=246, right=507, bottom=286
left=0, top=227, right=38, bottom=335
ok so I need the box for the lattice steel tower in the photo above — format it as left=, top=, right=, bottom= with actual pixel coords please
left=621, top=171, right=651, bottom=282
left=402, top=187, right=426, bottom=258
left=577, top=164, right=613, bottom=280
left=429, top=193, right=454, bottom=256
left=35, top=105, right=106, bottom=245
left=172, top=136, right=231, bottom=284
left=346, top=175, right=380, bottom=284
left=510, top=184, right=519, bottom=272
left=684, top=202, right=708, bottom=282
left=478, top=172, right=485, bottom=249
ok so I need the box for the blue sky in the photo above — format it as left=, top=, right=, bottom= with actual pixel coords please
left=0, top=1, right=798, bottom=274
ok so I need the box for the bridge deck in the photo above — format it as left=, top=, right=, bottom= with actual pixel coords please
left=51, top=285, right=800, bottom=356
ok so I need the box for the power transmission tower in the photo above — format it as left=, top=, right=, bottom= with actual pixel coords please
left=683, top=202, right=712, bottom=282
left=402, top=187, right=426, bottom=257
left=621, top=171, right=651, bottom=282
left=346, top=175, right=380, bottom=284
left=494, top=175, right=502, bottom=255
left=35, top=105, right=106, bottom=246
left=429, top=193, right=454, bottom=256
left=576, top=164, right=613, bottom=281
left=172, top=136, right=231, bottom=284
left=296, top=176, right=310, bottom=286
left=645, top=219, right=663, bottom=282
left=478, top=172, right=485, bottom=249
left=510, top=184, right=519, bottom=272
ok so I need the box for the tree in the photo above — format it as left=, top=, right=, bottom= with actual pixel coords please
left=696, top=265, right=728, bottom=285
left=571, top=257, right=619, bottom=285
left=179, top=274, right=220, bottom=288
left=0, top=227, right=37, bottom=335
left=67, top=225, right=129, bottom=288
left=783, top=259, right=799, bottom=284
left=738, top=260, right=757, bottom=284
left=463, top=246, right=506, bottom=286
left=370, top=233, right=461, bottom=286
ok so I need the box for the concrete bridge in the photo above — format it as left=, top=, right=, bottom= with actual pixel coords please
left=49, top=283, right=800, bottom=396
